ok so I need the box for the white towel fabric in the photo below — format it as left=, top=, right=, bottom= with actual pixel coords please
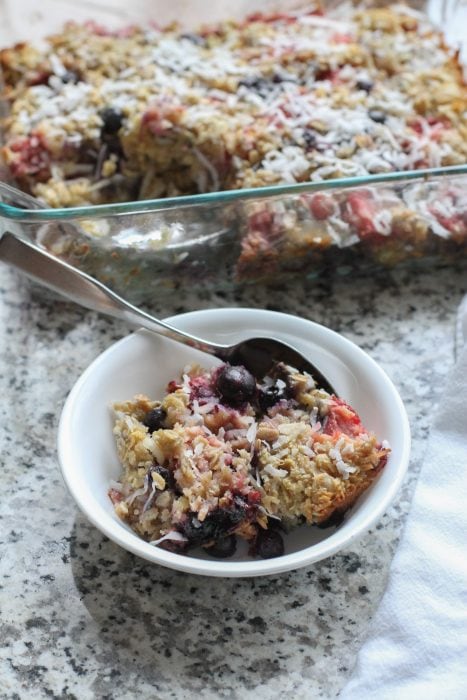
left=340, top=299, right=467, bottom=700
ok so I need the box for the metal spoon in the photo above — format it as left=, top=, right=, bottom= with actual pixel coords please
left=0, top=231, right=335, bottom=393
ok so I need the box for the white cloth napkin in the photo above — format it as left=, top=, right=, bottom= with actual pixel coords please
left=340, top=298, right=467, bottom=700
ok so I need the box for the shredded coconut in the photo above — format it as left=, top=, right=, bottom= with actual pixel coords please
left=263, top=464, right=289, bottom=479
left=149, top=531, right=188, bottom=546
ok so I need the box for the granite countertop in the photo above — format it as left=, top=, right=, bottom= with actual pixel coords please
left=1, top=262, right=466, bottom=700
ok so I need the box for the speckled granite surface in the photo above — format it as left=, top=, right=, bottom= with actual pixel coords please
left=1, top=262, right=466, bottom=700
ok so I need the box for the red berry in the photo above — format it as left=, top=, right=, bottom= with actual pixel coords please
left=248, top=208, right=274, bottom=234
left=322, top=398, right=363, bottom=438
left=247, top=490, right=262, bottom=505
left=309, top=193, right=335, bottom=220
left=343, top=192, right=377, bottom=238
left=8, top=133, right=50, bottom=180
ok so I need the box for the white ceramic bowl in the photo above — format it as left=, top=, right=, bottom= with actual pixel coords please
left=58, top=308, right=410, bottom=577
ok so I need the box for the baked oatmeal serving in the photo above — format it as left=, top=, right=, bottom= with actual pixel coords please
left=109, top=362, right=389, bottom=559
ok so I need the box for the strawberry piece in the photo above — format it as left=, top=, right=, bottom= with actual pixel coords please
left=408, top=116, right=450, bottom=142
left=141, top=103, right=182, bottom=136
left=322, top=398, right=364, bottom=438
left=428, top=206, right=467, bottom=240
left=308, top=193, right=335, bottom=220
left=332, top=32, right=353, bottom=44
left=343, top=191, right=378, bottom=239
left=167, top=380, right=181, bottom=393
left=408, top=118, right=424, bottom=135
left=247, top=490, right=262, bottom=505
left=315, top=67, right=340, bottom=82
left=248, top=208, right=274, bottom=235
left=108, top=488, right=123, bottom=504
left=246, top=11, right=307, bottom=23
left=8, top=133, right=50, bottom=181
left=189, top=374, right=216, bottom=402
left=27, top=70, right=51, bottom=86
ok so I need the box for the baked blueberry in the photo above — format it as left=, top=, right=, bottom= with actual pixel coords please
left=143, top=407, right=167, bottom=432
left=216, top=365, right=256, bottom=405
left=303, top=129, right=317, bottom=150
left=149, top=464, right=174, bottom=491
left=61, top=70, right=79, bottom=84
left=182, top=505, right=245, bottom=545
left=356, top=79, right=373, bottom=93
left=238, top=76, right=270, bottom=95
left=180, top=33, right=205, bottom=45
left=100, top=107, right=123, bottom=135
left=368, top=109, right=386, bottom=124
left=255, top=528, right=284, bottom=559
left=258, top=384, right=287, bottom=412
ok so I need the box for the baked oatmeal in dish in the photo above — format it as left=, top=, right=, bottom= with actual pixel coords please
left=109, top=362, right=390, bottom=559
left=1, top=4, right=466, bottom=208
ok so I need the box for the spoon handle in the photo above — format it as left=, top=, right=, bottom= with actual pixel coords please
left=0, top=231, right=223, bottom=356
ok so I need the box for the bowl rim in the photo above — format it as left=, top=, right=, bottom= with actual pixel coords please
left=57, top=308, right=411, bottom=577
left=1, top=165, right=467, bottom=221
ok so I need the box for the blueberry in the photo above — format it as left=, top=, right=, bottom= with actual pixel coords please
left=143, top=407, right=167, bottom=432
left=238, top=77, right=270, bottom=95
left=368, top=109, right=386, bottom=124
left=258, top=384, right=287, bottom=412
left=149, top=464, right=174, bottom=491
left=216, top=365, right=256, bottom=405
left=182, top=505, right=246, bottom=545
left=255, top=528, right=284, bottom=559
left=273, top=72, right=296, bottom=84
left=205, top=535, right=237, bottom=558
left=180, top=514, right=209, bottom=544
left=100, top=107, right=123, bottom=135
left=61, top=70, right=79, bottom=84
left=356, top=79, right=373, bottom=93
left=303, top=130, right=317, bottom=150
left=180, top=33, right=205, bottom=46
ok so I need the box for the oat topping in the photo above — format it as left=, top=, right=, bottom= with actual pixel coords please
left=1, top=5, right=465, bottom=208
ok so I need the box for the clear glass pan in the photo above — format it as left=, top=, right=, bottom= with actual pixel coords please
left=0, top=0, right=466, bottom=302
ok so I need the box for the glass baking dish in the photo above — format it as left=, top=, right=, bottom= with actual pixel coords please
left=0, top=0, right=466, bottom=303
